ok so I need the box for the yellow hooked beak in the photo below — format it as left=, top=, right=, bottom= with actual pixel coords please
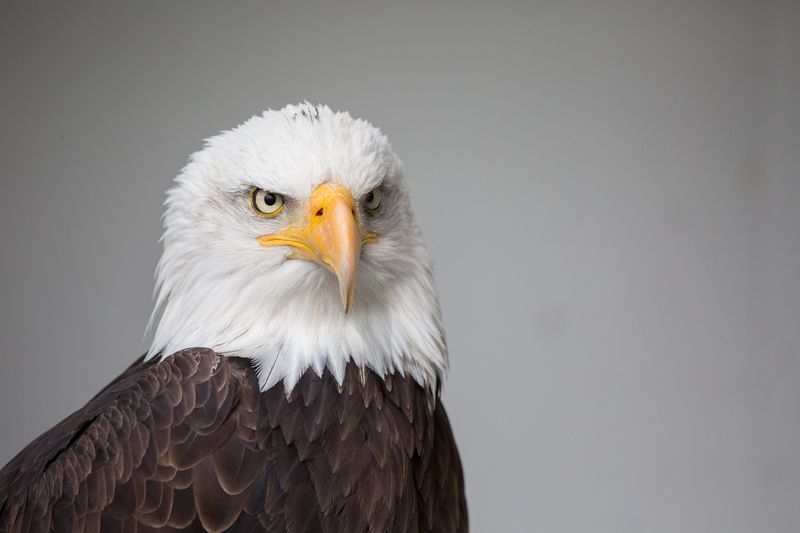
left=258, top=183, right=377, bottom=313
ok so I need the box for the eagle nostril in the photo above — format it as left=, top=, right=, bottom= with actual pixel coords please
left=315, top=208, right=324, bottom=217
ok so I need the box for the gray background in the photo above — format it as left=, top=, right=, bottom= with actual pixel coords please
left=1, top=1, right=798, bottom=531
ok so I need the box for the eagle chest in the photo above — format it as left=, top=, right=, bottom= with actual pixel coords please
left=206, top=358, right=451, bottom=532
left=0, top=353, right=466, bottom=533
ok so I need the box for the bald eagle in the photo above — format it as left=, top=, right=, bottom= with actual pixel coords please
left=0, top=105, right=467, bottom=532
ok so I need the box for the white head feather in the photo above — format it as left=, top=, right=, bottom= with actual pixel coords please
left=146, top=104, right=447, bottom=392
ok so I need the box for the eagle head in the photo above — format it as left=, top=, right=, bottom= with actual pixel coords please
left=147, top=104, right=447, bottom=392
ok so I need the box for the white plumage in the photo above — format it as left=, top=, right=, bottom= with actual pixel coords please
left=147, top=104, right=447, bottom=392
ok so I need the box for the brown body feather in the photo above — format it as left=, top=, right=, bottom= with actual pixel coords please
left=0, top=349, right=467, bottom=532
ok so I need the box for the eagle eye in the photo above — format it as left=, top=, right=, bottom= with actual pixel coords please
left=364, top=188, right=381, bottom=211
left=251, top=188, right=285, bottom=217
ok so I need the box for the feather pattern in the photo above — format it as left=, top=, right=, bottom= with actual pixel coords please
left=0, top=349, right=467, bottom=532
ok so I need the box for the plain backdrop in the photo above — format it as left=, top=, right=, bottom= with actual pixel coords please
left=1, top=1, right=798, bottom=532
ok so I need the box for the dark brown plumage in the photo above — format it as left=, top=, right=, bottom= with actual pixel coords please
left=0, top=349, right=467, bottom=532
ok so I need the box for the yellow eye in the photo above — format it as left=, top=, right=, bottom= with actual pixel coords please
left=251, top=188, right=285, bottom=216
left=364, top=188, right=381, bottom=210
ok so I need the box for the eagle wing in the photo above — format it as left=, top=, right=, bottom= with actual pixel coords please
left=0, top=348, right=266, bottom=532
left=0, top=349, right=467, bottom=533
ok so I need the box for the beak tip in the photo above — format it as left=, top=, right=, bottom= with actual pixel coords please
left=341, top=288, right=353, bottom=314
